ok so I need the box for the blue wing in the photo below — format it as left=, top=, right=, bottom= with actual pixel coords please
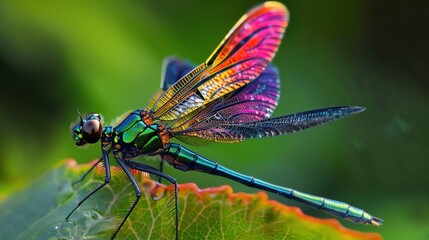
left=161, top=57, right=196, bottom=90
left=147, top=57, right=195, bottom=109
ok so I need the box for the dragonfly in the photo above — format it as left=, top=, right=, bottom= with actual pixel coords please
left=67, top=1, right=382, bottom=239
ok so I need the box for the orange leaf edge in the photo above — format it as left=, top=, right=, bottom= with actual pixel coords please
left=68, top=159, right=382, bottom=240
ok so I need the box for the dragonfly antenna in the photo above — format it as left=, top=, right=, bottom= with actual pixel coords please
left=76, top=107, right=83, bottom=124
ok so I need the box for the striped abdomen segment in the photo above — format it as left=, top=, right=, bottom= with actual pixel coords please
left=162, top=143, right=382, bottom=226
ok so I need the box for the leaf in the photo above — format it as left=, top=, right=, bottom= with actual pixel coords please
left=0, top=160, right=382, bottom=240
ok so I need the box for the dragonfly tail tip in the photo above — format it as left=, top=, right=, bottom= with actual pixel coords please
left=350, top=106, right=366, bottom=113
left=370, top=217, right=383, bottom=226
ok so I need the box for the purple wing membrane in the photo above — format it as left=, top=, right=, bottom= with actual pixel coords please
left=170, top=64, right=280, bottom=133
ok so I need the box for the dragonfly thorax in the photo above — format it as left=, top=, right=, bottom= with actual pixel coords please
left=112, top=110, right=170, bottom=157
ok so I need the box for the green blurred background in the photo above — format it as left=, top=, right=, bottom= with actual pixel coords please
left=0, top=0, right=427, bottom=239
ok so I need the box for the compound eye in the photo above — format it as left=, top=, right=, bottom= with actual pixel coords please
left=82, top=119, right=102, bottom=143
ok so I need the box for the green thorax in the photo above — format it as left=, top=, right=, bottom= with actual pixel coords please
left=113, top=110, right=163, bottom=155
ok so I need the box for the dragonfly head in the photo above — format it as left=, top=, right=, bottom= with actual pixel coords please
left=71, top=113, right=103, bottom=146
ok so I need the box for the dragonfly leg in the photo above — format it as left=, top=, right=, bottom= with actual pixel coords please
left=66, top=149, right=111, bottom=221
left=72, top=148, right=112, bottom=186
left=126, top=160, right=179, bottom=240
left=163, top=143, right=382, bottom=226
left=158, top=160, right=164, bottom=183
left=110, top=155, right=142, bottom=240
left=72, top=156, right=102, bottom=186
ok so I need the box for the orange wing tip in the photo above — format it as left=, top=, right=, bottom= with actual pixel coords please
left=260, top=1, right=290, bottom=22
left=264, top=1, right=289, bottom=12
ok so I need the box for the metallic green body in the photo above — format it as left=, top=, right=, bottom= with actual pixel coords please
left=106, top=110, right=379, bottom=225
left=164, top=143, right=376, bottom=225
left=114, top=111, right=163, bottom=155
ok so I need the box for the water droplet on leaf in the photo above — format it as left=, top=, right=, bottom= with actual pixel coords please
left=91, top=211, right=100, bottom=220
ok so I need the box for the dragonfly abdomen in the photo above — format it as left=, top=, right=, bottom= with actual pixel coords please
left=260, top=181, right=381, bottom=225
left=162, top=143, right=382, bottom=226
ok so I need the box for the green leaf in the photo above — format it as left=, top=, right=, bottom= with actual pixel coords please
left=0, top=160, right=382, bottom=240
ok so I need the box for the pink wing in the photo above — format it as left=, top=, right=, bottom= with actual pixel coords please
left=170, top=64, right=280, bottom=137
left=147, top=2, right=289, bottom=122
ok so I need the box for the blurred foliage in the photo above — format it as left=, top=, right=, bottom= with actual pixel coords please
left=0, top=0, right=428, bottom=239
left=0, top=160, right=382, bottom=239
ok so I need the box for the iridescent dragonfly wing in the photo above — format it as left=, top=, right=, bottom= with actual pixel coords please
left=161, top=57, right=196, bottom=90
left=147, top=2, right=288, bottom=121
left=172, top=63, right=280, bottom=144
left=207, top=64, right=280, bottom=123
left=146, top=57, right=195, bottom=110
left=172, top=106, right=364, bottom=143
left=170, top=63, right=279, bottom=138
